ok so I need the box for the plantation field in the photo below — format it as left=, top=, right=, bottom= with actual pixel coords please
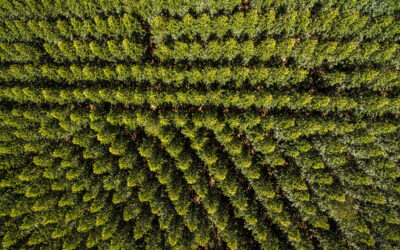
left=0, top=0, right=400, bottom=249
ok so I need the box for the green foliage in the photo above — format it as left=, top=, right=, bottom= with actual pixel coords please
left=1, top=1, right=399, bottom=249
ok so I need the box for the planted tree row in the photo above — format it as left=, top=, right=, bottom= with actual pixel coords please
left=155, top=39, right=399, bottom=68
left=0, top=14, right=144, bottom=43
left=3, top=63, right=399, bottom=92
left=0, top=0, right=242, bottom=20
left=250, top=0, right=400, bottom=17
left=150, top=11, right=400, bottom=43
left=0, top=63, right=310, bottom=88
left=0, top=42, right=43, bottom=63
left=2, top=85, right=398, bottom=116
left=44, top=39, right=144, bottom=63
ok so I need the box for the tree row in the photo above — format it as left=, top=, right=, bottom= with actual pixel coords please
left=1, top=85, right=397, bottom=116
left=150, top=10, right=399, bottom=44
left=250, top=0, right=399, bottom=17
left=0, top=0, right=242, bottom=20
left=0, top=14, right=144, bottom=43
left=44, top=39, right=144, bottom=63
left=3, top=63, right=398, bottom=92
left=155, top=39, right=399, bottom=68
left=0, top=63, right=310, bottom=88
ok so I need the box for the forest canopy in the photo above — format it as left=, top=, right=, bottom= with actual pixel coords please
left=0, top=0, right=400, bottom=249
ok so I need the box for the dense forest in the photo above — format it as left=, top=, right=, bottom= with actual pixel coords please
left=0, top=0, right=400, bottom=249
